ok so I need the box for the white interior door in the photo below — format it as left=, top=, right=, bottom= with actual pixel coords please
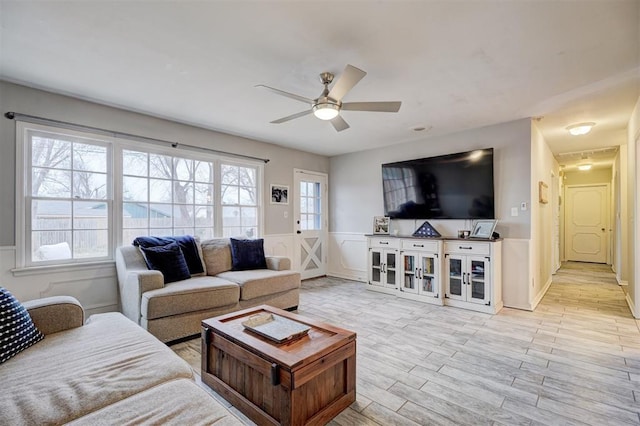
left=294, top=170, right=328, bottom=279
left=565, top=184, right=609, bottom=263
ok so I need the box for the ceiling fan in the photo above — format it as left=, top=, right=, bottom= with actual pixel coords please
left=256, top=64, right=401, bottom=132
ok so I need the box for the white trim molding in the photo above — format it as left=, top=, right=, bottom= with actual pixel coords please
left=1, top=245, right=118, bottom=317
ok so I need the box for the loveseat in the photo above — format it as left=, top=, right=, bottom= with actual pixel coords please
left=116, top=237, right=301, bottom=342
left=0, top=295, right=242, bottom=425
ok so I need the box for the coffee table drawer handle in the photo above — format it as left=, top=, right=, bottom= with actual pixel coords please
left=271, top=363, right=280, bottom=386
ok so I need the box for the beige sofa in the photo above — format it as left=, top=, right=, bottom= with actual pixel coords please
left=0, top=296, right=242, bottom=425
left=116, top=238, right=301, bottom=342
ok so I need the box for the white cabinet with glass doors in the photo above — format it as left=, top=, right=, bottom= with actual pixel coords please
left=367, top=237, right=400, bottom=295
left=444, top=240, right=502, bottom=314
left=399, top=239, right=442, bottom=305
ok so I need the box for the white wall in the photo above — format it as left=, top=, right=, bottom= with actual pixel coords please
left=0, top=81, right=329, bottom=314
left=613, top=148, right=628, bottom=284
left=530, top=123, right=560, bottom=308
left=627, top=95, right=640, bottom=317
left=328, top=118, right=535, bottom=309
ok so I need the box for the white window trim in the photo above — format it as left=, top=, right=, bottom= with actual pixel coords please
left=14, top=121, right=265, bottom=274
left=218, top=158, right=264, bottom=239
left=15, top=121, right=118, bottom=270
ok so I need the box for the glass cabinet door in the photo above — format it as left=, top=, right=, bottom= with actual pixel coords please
left=447, top=256, right=464, bottom=300
left=385, top=251, right=397, bottom=286
left=401, top=253, right=418, bottom=293
left=468, top=257, right=490, bottom=304
left=369, top=249, right=382, bottom=286
left=419, top=255, right=437, bottom=297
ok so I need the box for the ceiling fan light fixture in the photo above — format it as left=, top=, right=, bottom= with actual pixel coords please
left=312, top=103, right=340, bottom=120
left=566, top=122, right=595, bottom=136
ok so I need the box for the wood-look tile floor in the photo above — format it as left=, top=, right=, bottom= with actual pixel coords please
left=171, top=262, right=640, bottom=425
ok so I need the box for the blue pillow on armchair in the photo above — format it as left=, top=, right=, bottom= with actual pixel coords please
left=229, top=238, right=267, bottom=271
left=139, top=242, right=191, bottom=284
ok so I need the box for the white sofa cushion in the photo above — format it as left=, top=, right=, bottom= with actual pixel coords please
left=0, top=312, right=193, bottom=425
left=66, top=379, right=242, bottom=425
left=217, top=269, right=300, bottom=301
left=142, top=276, right=240, bottom=320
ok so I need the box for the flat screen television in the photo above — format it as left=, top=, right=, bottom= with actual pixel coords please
left=382, top=148, right=494, bottom=219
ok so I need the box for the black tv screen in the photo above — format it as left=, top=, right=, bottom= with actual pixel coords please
left=382, top=148, right=494, bottom=219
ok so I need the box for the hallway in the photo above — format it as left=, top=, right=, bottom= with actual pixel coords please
left=539, top=261, right=632, bottom=318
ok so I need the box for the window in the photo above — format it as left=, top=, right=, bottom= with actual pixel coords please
left=17, top=122, right=263, bottom=269
left=26, top=128, right=111, bottom=265
left=299, top=181, right=321, bottom=230
left=220, top=163, right=259, bottom=238
left=121, top=150, right=215, bottom=243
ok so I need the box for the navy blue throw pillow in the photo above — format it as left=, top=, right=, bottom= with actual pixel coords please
left=140, top=242, right=191, bottom=284
left=229, top=238, right=267, bottom=271
left=0, top=287, right=44, bottom=364
left=133, top=235, right=204, bottom=275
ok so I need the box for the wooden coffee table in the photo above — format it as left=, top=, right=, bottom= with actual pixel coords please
left=201, top=305, right=356, bottom=426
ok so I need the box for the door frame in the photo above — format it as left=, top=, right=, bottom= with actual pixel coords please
left=293, top=169, right=329, bottom=278
left=563, top=183, right=611, bottom=264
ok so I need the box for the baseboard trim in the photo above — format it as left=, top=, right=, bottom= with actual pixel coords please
left=625, top=292, right=638, bottom=318
left=531, top=276, right=553, bottom=310
left=616, top=275, right=628, bottom=286
left=327, top=272, right=366, bottom=283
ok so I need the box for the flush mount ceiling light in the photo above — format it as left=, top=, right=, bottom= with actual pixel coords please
left=578, top=163, right=592, bottom=171
left=566, top=122, right=595, bottom=136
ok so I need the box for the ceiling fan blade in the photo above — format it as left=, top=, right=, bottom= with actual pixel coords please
left=330, top=115, right=350, bottom=132
left=328, top=64, right=367, bottom=101
left=341, top=101, right=402, bottom=112
left=270, top=109, right=312, bottom=124
left=255, top=85, right=314, bottom=104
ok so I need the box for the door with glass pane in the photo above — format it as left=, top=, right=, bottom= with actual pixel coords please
left=370, top=248, right=397, bottom=288
left=294, top=170, right=328, bottom=279
left=419, top=254, right=438, bottom=298
left=400, top=252, right=419, bottom=293
left=445, top=254, right=465, bottom=301
left=467, top=256, right=490, bottom=305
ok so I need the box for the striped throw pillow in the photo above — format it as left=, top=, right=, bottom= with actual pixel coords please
left=0, top=287, right=44, bottom=364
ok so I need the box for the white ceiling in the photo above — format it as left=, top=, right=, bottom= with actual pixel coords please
left=1, top=1, right=638, bottom=164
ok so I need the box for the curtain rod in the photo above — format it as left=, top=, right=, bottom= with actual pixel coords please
left=4, top=112, right=270, bottom=164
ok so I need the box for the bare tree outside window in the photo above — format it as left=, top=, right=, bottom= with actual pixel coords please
left=29, top=133, right=110, bottom=263
left=122, top=149, right=214, bottom=243
left=22, top=124, right=264, bottom=267
left=221, top=164, right=258, bottom=238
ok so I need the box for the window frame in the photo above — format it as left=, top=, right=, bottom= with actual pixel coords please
left=118, top=145, right=218, bottom=244
left=219, top=160, right=262, bottom=238
left=15, top=121, right=264, bottom=271
left=16, top=122, right=116, bottom=268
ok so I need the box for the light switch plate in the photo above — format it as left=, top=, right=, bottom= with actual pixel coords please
left=511, top=207, right=519, bottom=217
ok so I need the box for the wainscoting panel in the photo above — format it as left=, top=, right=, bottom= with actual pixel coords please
left=0, top=246, right=118, bottom=316
left=263, top=234, right=295, bottom=263
left=328, top=233, right=367, bottom=282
